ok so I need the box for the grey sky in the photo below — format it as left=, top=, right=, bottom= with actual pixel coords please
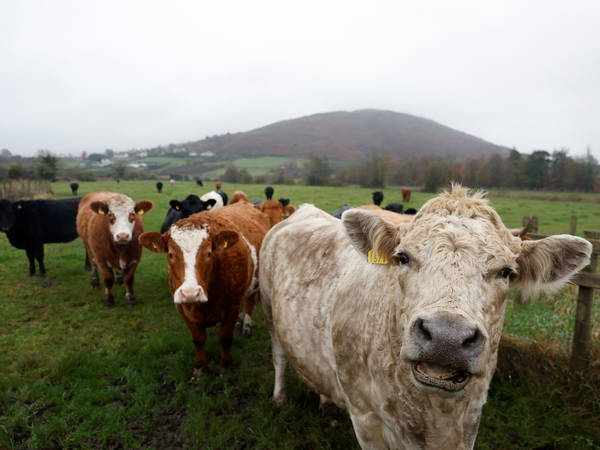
left=1, top=0, right=599, bottom=159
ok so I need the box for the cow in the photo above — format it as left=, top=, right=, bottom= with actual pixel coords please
left=372, top=191, right=384, bottom=206
left=169, top=178, right=176, bottom=187
left=259, top=185, right=591, bottom=449
left=0, top=198, right=80, bottom=276
left=402, top=187, right=412, bottom=202
left=156, top=182, right=163, bottom=193
left=405, top=207, right=417, bottom=215
left=383, top=202, right=403, bottom=214
left=200, top=191, right=228, bottom=210
left=139, top=201, right=270, bottom=377
left=278, top=198, right=296, bottom=219
left=196, top=178, right=203, bottom=187
left=231, top=190, right=249, bottom=204
left=77, top=191, right=153, bottom=307
left=332, top=205, right=355, bottom=219
left=359, top=205, right=414, bottom=224
left=265, top=186, right=274, bottom=200
left=160, top=195, right=217, bottom=233
left=70, top=182, right=79, bottom=195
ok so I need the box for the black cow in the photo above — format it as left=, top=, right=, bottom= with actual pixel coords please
left=383, top=203, right=404, bottom=214
left=372, top=191, right=384, bottom=206
left=70, top=182, right=79, bottom=195
left=0, top=198, right=80, bottom=276
left=331, top=205, right=355, bottom=219
left=405, top=208, right=417, bottom=215
left=156, top=182, right=163, bottom=193
left=159, top=194, right=217, bottom=233
left=196, top=178, right=203, bottom=186
left=265, top=186, right=274, bottom=200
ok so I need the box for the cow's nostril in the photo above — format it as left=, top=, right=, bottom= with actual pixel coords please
left=416, top=318, right=432, bottom=341
left=462, top=328, right=481, bottom=348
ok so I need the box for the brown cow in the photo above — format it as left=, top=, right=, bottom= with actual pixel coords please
left=401, top=187, right=411, bottom=202
left=230, top=190, right=249, bottom=204
left=359, top=205, right=414, bottom=224
left=139, top=202, right=270, bottom=377
left=77, top=191, right=153, bottom=307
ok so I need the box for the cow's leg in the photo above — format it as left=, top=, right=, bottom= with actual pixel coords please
left=349, top=411, right=389, bottom=450
left=217, top=310, right=238, bottom=374
left=190, top=324, right=208, bottom=380
left=84, top=250, right=91, bottom=271
left=122, top=264, right=137, bottom=307
left=241, top=292, right=258, bottom=337
left=271, top=331, right=287, bottom=406
left=25, top=247, right=36, bottom=276
left=98, top=264, right=115, bottom=306
left=115, top=270, right=124, bottom=285
left=90, top=262, right=100, bottom=288
left=35, top=245, right=46, bottom=277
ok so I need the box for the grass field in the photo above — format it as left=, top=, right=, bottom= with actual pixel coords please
left=1, top=181, right=599, bottom=449
left=201, top=157, right=309, bottom=177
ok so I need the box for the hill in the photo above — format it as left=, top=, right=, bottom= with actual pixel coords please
left=181, top=109, right=510, bottom=161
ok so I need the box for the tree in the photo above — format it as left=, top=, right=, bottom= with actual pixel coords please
left=8, top=164, right=24, bottom=179
left=423, top=160, right=447, bottom=193
left=1, top=149, right=11, bottom=157
left=37, top=151, right=58, bottom=181
left=113, top=163, right=126, bottom=181
left=105, top=149, right=115, bottom=158
left=525, top=150, right=550, bottom=190
left=305, top=156, right=331, bottom=186
left=223, top=164, right=241, bottom=182
left=87, top=153, right=105, bottom=162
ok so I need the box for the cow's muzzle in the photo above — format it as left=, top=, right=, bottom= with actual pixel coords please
left=406, top=311, right=486, bottom=392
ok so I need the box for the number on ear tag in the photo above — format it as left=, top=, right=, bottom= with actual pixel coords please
left=367, top=250, right=388, bottom=265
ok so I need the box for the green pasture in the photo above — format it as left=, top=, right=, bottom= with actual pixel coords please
left=1, top=181, right=599, bottom=449
left=201, top=157, right=308, bottom=177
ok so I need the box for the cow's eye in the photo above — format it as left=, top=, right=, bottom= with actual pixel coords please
left=168, top=252, right=174, bottom=259
left=498, top=267, right=513, bottom=279
left=396, top=252, right=410, bottom=265
left=207, top=252, right=212, bottom=257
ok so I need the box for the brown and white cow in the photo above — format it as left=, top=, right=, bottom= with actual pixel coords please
left=402, top=187, right=412, bottom=202
left=139, top=202, right=270, bottom=377
left=259, top=185, right=591, bottom=449
left=230, top=190, right=250, bottom=204
left=77, top=191, right=153, bottom=307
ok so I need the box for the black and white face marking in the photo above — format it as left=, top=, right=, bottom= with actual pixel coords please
left=170, top=225, right=209, bottom=304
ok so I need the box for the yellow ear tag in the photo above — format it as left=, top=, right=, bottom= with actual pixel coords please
left=98, top=209, right=105, bottom=215
left=152, top=242, right=158, bottom=249
left=139, top=209, right=144, bottom=215
left=223, top=241, right=228, bottom=249
left=367, top=250, right=388, bottom=265
left=175, top=206, right=180, bottom=211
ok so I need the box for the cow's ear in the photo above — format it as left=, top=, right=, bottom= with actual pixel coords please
left=212, top=230, right=239, bottom=251
left=513, top=235, right=591, bottom=298
left=90, top=201, right=109, bottom=215
left=170, top=200, right=182, bottom=211
left=139, top=232, right=167, bottom=253
left=342, top=209, right=404, bottom=260
left=135, top=200, right=153, bottom=216
left=203, top=199, right=217, bottom=210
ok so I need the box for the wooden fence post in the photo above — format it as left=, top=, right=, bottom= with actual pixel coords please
left=570, top=216, right=578, bottom=235
left=570, top=231, right=598, bottom=370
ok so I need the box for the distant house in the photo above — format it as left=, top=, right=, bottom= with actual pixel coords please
left=200, top=151, right=215, bottom=157
left=137, top=151, right=148, bottom=158
left=189, top=152, right=198, bottom=157
left=127, top=162, right=148, bottom=168
left=113, top=153, right=128, bottom=159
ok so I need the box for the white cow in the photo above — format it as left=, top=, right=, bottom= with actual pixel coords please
left=200, top=191, right=225, bottom=210
left=259, top=185, right=591, bottom=450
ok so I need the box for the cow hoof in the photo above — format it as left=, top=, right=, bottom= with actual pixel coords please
left=104, top=295, right=115, bottom=307
left=190, top=367, right=206, bottom=381
left=126, top=296, right=136, bottom=308
left=272, top=394, right=287, bottom=407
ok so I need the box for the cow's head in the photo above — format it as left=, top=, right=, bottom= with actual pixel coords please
left=0, top=199, right=17, bottom=232
left=90, top=196, right=153, bottom=245
left=169, top=195, right=215, bottom=219
left=343, top=185, right=591, bottom=396
left=139, top=223, right=238, bottom=304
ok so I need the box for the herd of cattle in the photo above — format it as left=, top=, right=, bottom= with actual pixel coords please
left=0, top=183, right=592, bottom=449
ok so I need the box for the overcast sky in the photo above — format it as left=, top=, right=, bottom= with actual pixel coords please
left=1, top=0, right=599, bottom=159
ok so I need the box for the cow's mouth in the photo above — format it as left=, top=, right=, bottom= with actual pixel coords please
left=412, top=362, right=471, bottom=392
